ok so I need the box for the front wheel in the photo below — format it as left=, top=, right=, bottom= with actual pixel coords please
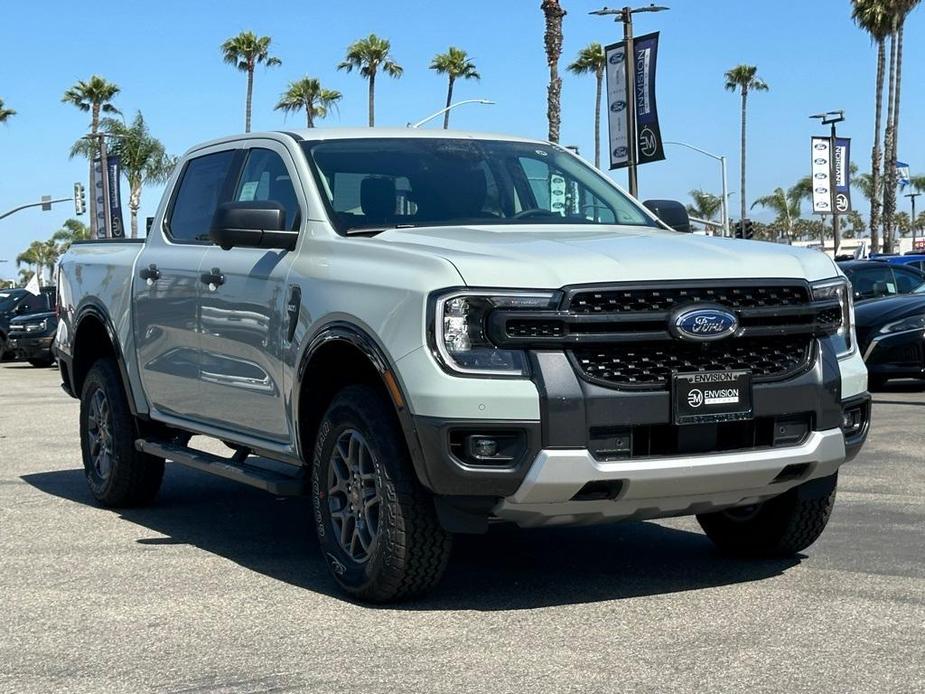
left=79, top=358, right=164, bottom=507
left=697, top=474, right=837, bottom=557
left=311, top=385, right=452, bottom=602
left=29, top=357, right=55, bottom=368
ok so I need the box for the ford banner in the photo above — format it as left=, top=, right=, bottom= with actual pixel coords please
left=106, top=154, right=126, bottom=238
left=810, top=136, right=851, bottom=214
left=605, top=32, right=665, bottom=170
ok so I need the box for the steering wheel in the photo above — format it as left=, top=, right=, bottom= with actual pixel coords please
left=511, top=208, right=561, bottom=220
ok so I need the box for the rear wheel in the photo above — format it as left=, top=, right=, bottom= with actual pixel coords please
left=697, top=474, right=837, bottom=556
left=311, top=385, right=452, bottom=602
left=869, top=375, right=888, bottom=390
left=79, top=358, right=164, bottom=507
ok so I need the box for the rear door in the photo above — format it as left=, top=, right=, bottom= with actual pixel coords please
left=196, top=142, right=303, bottom=444
left=133, top=146, right=240, bottom=420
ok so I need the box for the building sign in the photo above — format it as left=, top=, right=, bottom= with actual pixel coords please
left=605, top=32, right=665, bottom=171
left=107, top=154, right=125, bottom=238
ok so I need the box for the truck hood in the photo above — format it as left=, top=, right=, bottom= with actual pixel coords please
left=376, top=224, right=840, bottom=287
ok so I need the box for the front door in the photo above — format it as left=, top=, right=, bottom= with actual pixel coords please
left=133, top=147, right=238, bottom=420
left=197, top=144, right=303, bottom=444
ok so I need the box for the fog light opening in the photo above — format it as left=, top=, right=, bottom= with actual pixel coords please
left=841, top=406, right=865, bottom=437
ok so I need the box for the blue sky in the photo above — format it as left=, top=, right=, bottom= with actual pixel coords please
left=1, top=0, right=922, bottom=277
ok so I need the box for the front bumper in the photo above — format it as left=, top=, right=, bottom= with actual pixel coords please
left=8, top=335, right=54, bottom=361
left=494, top=428, right=847, bottom=527
left=862, top=329, right=925, bottom=380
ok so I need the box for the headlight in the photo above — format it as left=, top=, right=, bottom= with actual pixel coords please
left=879, top=314, right=925, bottom=334
left=812, top=278, right=854, bottom=356
left=25, top=319, right=48, bottom=333
left=431, top=289, right=561, bottom=376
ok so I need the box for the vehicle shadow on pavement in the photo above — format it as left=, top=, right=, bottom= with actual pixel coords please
left=22, top=465, right=800, bottom=610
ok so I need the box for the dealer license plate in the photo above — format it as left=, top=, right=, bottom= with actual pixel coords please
left=672, top=370, right=753, bottom=425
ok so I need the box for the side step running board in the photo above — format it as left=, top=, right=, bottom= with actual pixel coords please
left=136, top=439, right=305, bottom=496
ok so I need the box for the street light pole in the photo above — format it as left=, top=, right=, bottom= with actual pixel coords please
left=665, top=140, right=729, bottom=237
left=590, top=4, right=669, bottom=199
left=906, top=192, right=921, bottom=251
left=409, top=99, right=495, bottom=128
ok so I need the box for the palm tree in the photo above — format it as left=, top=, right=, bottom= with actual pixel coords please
left=17, top=269, right=34, bottom=288
left=221, top=31, right=281, bottom=133
left=62, top=75, right=120, bottom=238
left=0, top=98, right=15, bottom=124
left=724, top=65, right=769, bottom=228
left=275, top=77, right=342, bottom=128
left=751, top=185, right=804, bottom=240
left=541, top=0, right=567, bottom=143
left=429, top=47, right=480, bottom=129
left=852, top=0, right=892, bottom=252
left=881, top=0, right=921, bottom=252
left=687, top=189, right=723, bottom=231
left=568, top=43, right=606, bottom=168
left=100, top=112, right=176, bottom=238
left=16, top=240, right=60, bottom=286
left=909, top=175, right=925, bottom=192
left=338, top=34, right=403, bottom=127
left=51, top=219, right=91, bottom=251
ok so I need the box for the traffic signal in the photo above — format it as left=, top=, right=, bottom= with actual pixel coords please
left=734, top=219, right=754, bottom=240
left=74, top=182, right=86, bottom=215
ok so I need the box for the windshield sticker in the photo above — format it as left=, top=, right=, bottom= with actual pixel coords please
left=238, top=181, right=259, bottom=201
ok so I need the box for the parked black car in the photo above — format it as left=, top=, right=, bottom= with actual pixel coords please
left=855, top=286, right=925, bottom=388
left=0, top=287, right=57, bottom=360
left=8, top=310, right=58, bottom=367
left=837, top=260, right=925, bottom=301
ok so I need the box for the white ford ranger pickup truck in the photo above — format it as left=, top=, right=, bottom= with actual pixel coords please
left=55, top=129, right=870, bottom=601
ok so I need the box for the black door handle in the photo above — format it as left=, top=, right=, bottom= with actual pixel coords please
left=139, top=264, right=161, bottom=282
left=200, top=268, right=225, bottom=287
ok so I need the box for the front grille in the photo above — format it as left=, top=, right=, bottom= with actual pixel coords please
left=572, top=335, right=813, bottom=388
left=869, top=340, right=925, bottom=366
left=506, top=318, right=566, bottom=339
left=568, top=284, right=809, bottom=314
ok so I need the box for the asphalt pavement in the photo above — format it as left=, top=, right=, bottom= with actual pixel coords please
left=1, top=361, right=923, bottom=693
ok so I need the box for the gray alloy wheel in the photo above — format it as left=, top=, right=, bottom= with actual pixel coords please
left=86, top=387, right=114, bottom=482
left=326, top=429, right=382, bottom=563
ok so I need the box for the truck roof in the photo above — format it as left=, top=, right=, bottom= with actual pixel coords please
left=186, top=128, right=549, bottom=156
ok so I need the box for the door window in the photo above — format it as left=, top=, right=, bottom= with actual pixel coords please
left=852, top=266, right=896, bottom=299
left=893, top=268, right=925, bottom=293
left=234, top=149, right=301, bottom=230
left=166, top=150, right=236, bottom=243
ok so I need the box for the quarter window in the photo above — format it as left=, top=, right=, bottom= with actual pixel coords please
left=166, top=150, right=236, bottom=243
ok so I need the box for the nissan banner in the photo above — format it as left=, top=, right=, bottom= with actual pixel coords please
left=605, top=32, right=665, bottom=170
left=92, top=156, right=107, bottom=239
left=810, top=136, right=851, bottom=214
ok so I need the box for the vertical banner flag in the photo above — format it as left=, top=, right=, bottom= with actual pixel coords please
left=810, top=137, right=851, bottom=214
left=107, top=154, right=126, bottom=238
left=833, top=137, right=851, bottom=213
left=92, top=156, right=107, bottom=239
left=605, top=32, right=665, bottom=170
left=897, top=161, right=911, bottom=189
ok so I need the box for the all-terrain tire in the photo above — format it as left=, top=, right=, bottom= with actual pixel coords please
left=697, top=474, right=837, bottom=556
left=79, top=358, right=164, bottom=507
left=311, top=384, right=452, bottom=602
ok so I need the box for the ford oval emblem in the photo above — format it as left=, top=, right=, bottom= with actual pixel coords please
left=672, top=307, right=738, bottom=341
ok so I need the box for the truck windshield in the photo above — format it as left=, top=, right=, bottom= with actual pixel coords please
left=0, top=292, right=22, bottom=312
left=302, top=138, right=659, bottom=235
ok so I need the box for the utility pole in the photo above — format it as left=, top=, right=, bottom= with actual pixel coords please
left=665, top=141, right=729, bottom=237
left=810, top=110, right=845, bottom=257
left=906, top=192, right=921, bottom=251
left=590, top=4, right=669, bottom=198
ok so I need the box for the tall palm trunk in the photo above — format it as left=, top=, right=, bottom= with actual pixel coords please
left=882, top=25, right=898, bottom=253
left=593, top=67, right=603, bottom=168
left=869, top=38, right=885, bottom=253
left=542, top=0, right=566, bottom=143
left=88, top=103, right=101, bottom=239
left=443, top=76, right=455, bottom=129
left=129, top=179, right=142, bottom=239
left=306, top=105, right=314, bottom=128
left=245, top=64, right=254, bottom=133
left=739, top=88, right=748, bottom=226
left=890, top=21, right=906, bottom=243
left=368, top=71, right=376, bottom=127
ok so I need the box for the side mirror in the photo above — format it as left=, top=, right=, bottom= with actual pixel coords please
left=642, top=199, right=692, bottom=233
left=210, top=201, right=297, bottom=251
